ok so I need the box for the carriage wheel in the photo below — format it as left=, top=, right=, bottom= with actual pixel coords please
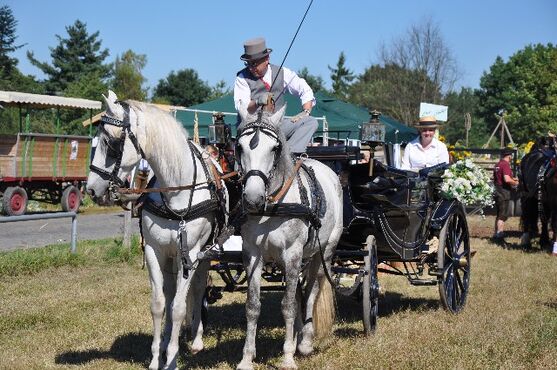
left=362, top=235, right=379, bottom=335
left=219, top=262, right=247, bottom=290
left=61, top=185, right=82, bottom=212
left=438, top=205, right=470, bottom=313
left=2, top=186, right=28, bottom=216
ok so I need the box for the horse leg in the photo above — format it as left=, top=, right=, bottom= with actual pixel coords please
left=237, top=250, right=263, bottom=370
left=279, top=255, right=303, bottom=370
left=297, top=257, right=319, bottom=356
left=163, top=258, right=195, bottom=370
left=189, top=260, right=209, bottom=354
left=145, top=245, right=167, bottom=370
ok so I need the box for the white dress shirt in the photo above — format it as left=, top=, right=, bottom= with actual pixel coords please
left=401, top=137, right=449, bottom=171
left=234, top=66, right=315, bottom=113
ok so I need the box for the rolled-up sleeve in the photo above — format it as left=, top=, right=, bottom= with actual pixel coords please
left=234, top=74, right=251, bottom=112
left=282, top=67, right=315, bottom=107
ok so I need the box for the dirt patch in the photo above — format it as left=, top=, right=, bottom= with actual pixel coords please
left=466, top=214, right=521, bottom=239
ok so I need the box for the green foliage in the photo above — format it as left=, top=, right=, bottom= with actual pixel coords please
left=152, top=68, right=211, bottom=106
left=442, top=87, right=489, bottom=147
left=0, top=5, right=23, bottom=77
left=26, top=19, right=111, bottom=94
left=328, top=52, right=354, bottom=100
left=349, top=63, right=436, bottom=124
left=109, top=49, right=148, bottom=101
left=208, top=79, right=231, bottom=100
left=298, top=66, right=327, bottom=93
left=478, top=43, right=557, bottom=143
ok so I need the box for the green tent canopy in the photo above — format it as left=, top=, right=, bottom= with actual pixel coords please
left=175, top=92, right=417, bottom=144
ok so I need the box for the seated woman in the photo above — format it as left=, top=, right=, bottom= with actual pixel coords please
left=401, top=116, right=449, bottom=171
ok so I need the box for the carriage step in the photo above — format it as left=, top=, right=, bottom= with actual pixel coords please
left=408, top=279, right=438, bottom=286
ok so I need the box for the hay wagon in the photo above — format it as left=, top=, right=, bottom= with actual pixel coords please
left=0, top=91, right=101, bottom=215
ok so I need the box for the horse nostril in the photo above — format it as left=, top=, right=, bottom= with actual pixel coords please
left=87, top=188, right=95, bottom=197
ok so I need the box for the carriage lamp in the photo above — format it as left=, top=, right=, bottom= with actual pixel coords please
left=208, top=112, right=231, bottom=145
left=360, top=110, right=385, bottom=143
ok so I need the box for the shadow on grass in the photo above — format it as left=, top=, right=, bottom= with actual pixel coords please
left=55, top=331, right=151, bottom=367
left=55, top=288, right=440, bottom=368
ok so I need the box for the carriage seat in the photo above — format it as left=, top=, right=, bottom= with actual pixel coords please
left=305, top=145, right=361, bottom=162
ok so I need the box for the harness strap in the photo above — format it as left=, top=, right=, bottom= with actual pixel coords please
left=267, top=159, right=304, bottom=203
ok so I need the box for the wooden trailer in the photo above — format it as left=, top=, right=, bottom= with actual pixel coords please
left=0, top=91, right=101, bottom=215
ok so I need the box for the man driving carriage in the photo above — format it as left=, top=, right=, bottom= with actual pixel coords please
left=233, top=37, right=318, bottom=155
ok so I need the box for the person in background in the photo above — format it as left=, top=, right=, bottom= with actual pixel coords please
left=401, top=116, right=449, bottom=171
left=233, top=37, right=317, bottom=155
left=492, top=148, right=519, bottom=247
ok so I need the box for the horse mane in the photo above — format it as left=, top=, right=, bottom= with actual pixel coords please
left=127, top=100, right=190, bottom=180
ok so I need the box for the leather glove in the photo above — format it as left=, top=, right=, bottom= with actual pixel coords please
left=290, top=109, right=310, bottom=123
left=255, top=93, right=272, bottom=107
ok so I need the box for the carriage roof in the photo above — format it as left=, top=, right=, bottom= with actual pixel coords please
left=0, top=90, right=101, bottom=110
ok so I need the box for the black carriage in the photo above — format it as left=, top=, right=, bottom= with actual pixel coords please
left=203, top=112, right=471, bottom=334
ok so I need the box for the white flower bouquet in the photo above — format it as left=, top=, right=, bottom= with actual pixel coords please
left=439, top=159, right=494, bottom=210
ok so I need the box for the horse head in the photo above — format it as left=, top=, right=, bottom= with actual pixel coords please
left=236, top=105, right=291, bottom=212
left=86, top=90, right=145, bottom=202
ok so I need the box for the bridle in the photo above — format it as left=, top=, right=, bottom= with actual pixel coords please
left=89, top=101, right=146, bottom=189
left=235, top=116, right=283, bottom=196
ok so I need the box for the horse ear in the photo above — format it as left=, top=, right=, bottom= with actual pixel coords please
left=270, top=105, right=286, bottom=127
left=237, top=107, right=249, bottom=124
left=102, top=90, right=123, bottom=118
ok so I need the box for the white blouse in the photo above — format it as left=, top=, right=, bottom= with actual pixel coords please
left=401, top=137, right=449, bottom=171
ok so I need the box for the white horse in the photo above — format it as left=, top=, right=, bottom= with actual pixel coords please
left=87, top=91, right=226, bottom=370
left=235, top=107, right=343, bottom=370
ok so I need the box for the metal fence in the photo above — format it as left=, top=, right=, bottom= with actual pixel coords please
left=0, top=212, right=78, bottom=253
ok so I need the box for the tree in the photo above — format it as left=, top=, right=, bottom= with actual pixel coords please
left=349, top=63, right=437, bottom=124
left=0, top=5, right=23, bottom=77
left=152, top=69, right=211, bottom=106
left=109, top=50, right=148, bottom=101
left=27, top=20, right=110, bottom=94
left=328, top=52, right=354, bottom=100
left=477, top=43, right=557, bottom=143
left=208, top=79, right=231, bottom=101
left=379, top=17, right=459, bottom=102
left=442, top=87, right=489, bottom=147
left=298, top=67, right=326, bottom=93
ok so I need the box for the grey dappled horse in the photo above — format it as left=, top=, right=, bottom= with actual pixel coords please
left=87, top=91, right=227, bottom=370
left=235, top=106, right=343, bottom=369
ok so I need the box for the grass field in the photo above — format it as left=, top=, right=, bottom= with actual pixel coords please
left=0, top=218, right=556, bottom=369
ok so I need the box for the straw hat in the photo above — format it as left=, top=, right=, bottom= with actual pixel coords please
left=415, top=116, right=439, bottom=129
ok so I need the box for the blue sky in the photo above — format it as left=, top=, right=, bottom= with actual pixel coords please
left=6, top=0, right=557, bottom=97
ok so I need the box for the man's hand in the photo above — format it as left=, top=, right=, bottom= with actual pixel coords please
left=290, top=109, right=310, bottom=123
left=255, top=93, right=272, bottom=107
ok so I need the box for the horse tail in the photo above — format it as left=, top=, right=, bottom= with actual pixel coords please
left=312, top=273, right=335, bottom=340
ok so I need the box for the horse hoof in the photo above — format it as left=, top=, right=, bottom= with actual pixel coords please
left=297, top=342, right=314, bottom=356
left=279, top=359, right=298, bottom=370
left=191, top=340, right=204, bottom=355
left=236, top=360, right=254, bottom=370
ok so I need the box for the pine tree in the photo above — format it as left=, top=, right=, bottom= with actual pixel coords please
left=27, top=20, right=110, bottom=94
left=328, top=52, right=354, bottom=100
left=0, top=5, right=24, bottom=77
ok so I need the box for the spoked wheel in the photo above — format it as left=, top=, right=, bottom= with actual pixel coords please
left=362, top=235, right=379, bottom=335
left=61, top=185, right=82, bottom=212
left=219, top=262, right=247, bottom=290
left=438, top=205, right=470, bottom=313
left=2, top=186, right=28, bottom=216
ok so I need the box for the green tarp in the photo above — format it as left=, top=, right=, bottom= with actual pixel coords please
left=175, top=92, right=417, bottom=143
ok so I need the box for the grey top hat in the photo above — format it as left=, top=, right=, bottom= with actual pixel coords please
left=241, top=37, right=272, bottom=61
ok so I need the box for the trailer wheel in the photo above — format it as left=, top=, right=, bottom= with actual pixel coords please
left=362, top=235, right=379, bottom=336
left=2, top=186, right=28, bottom=216
left=61, top=185, right=81, bottom=212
